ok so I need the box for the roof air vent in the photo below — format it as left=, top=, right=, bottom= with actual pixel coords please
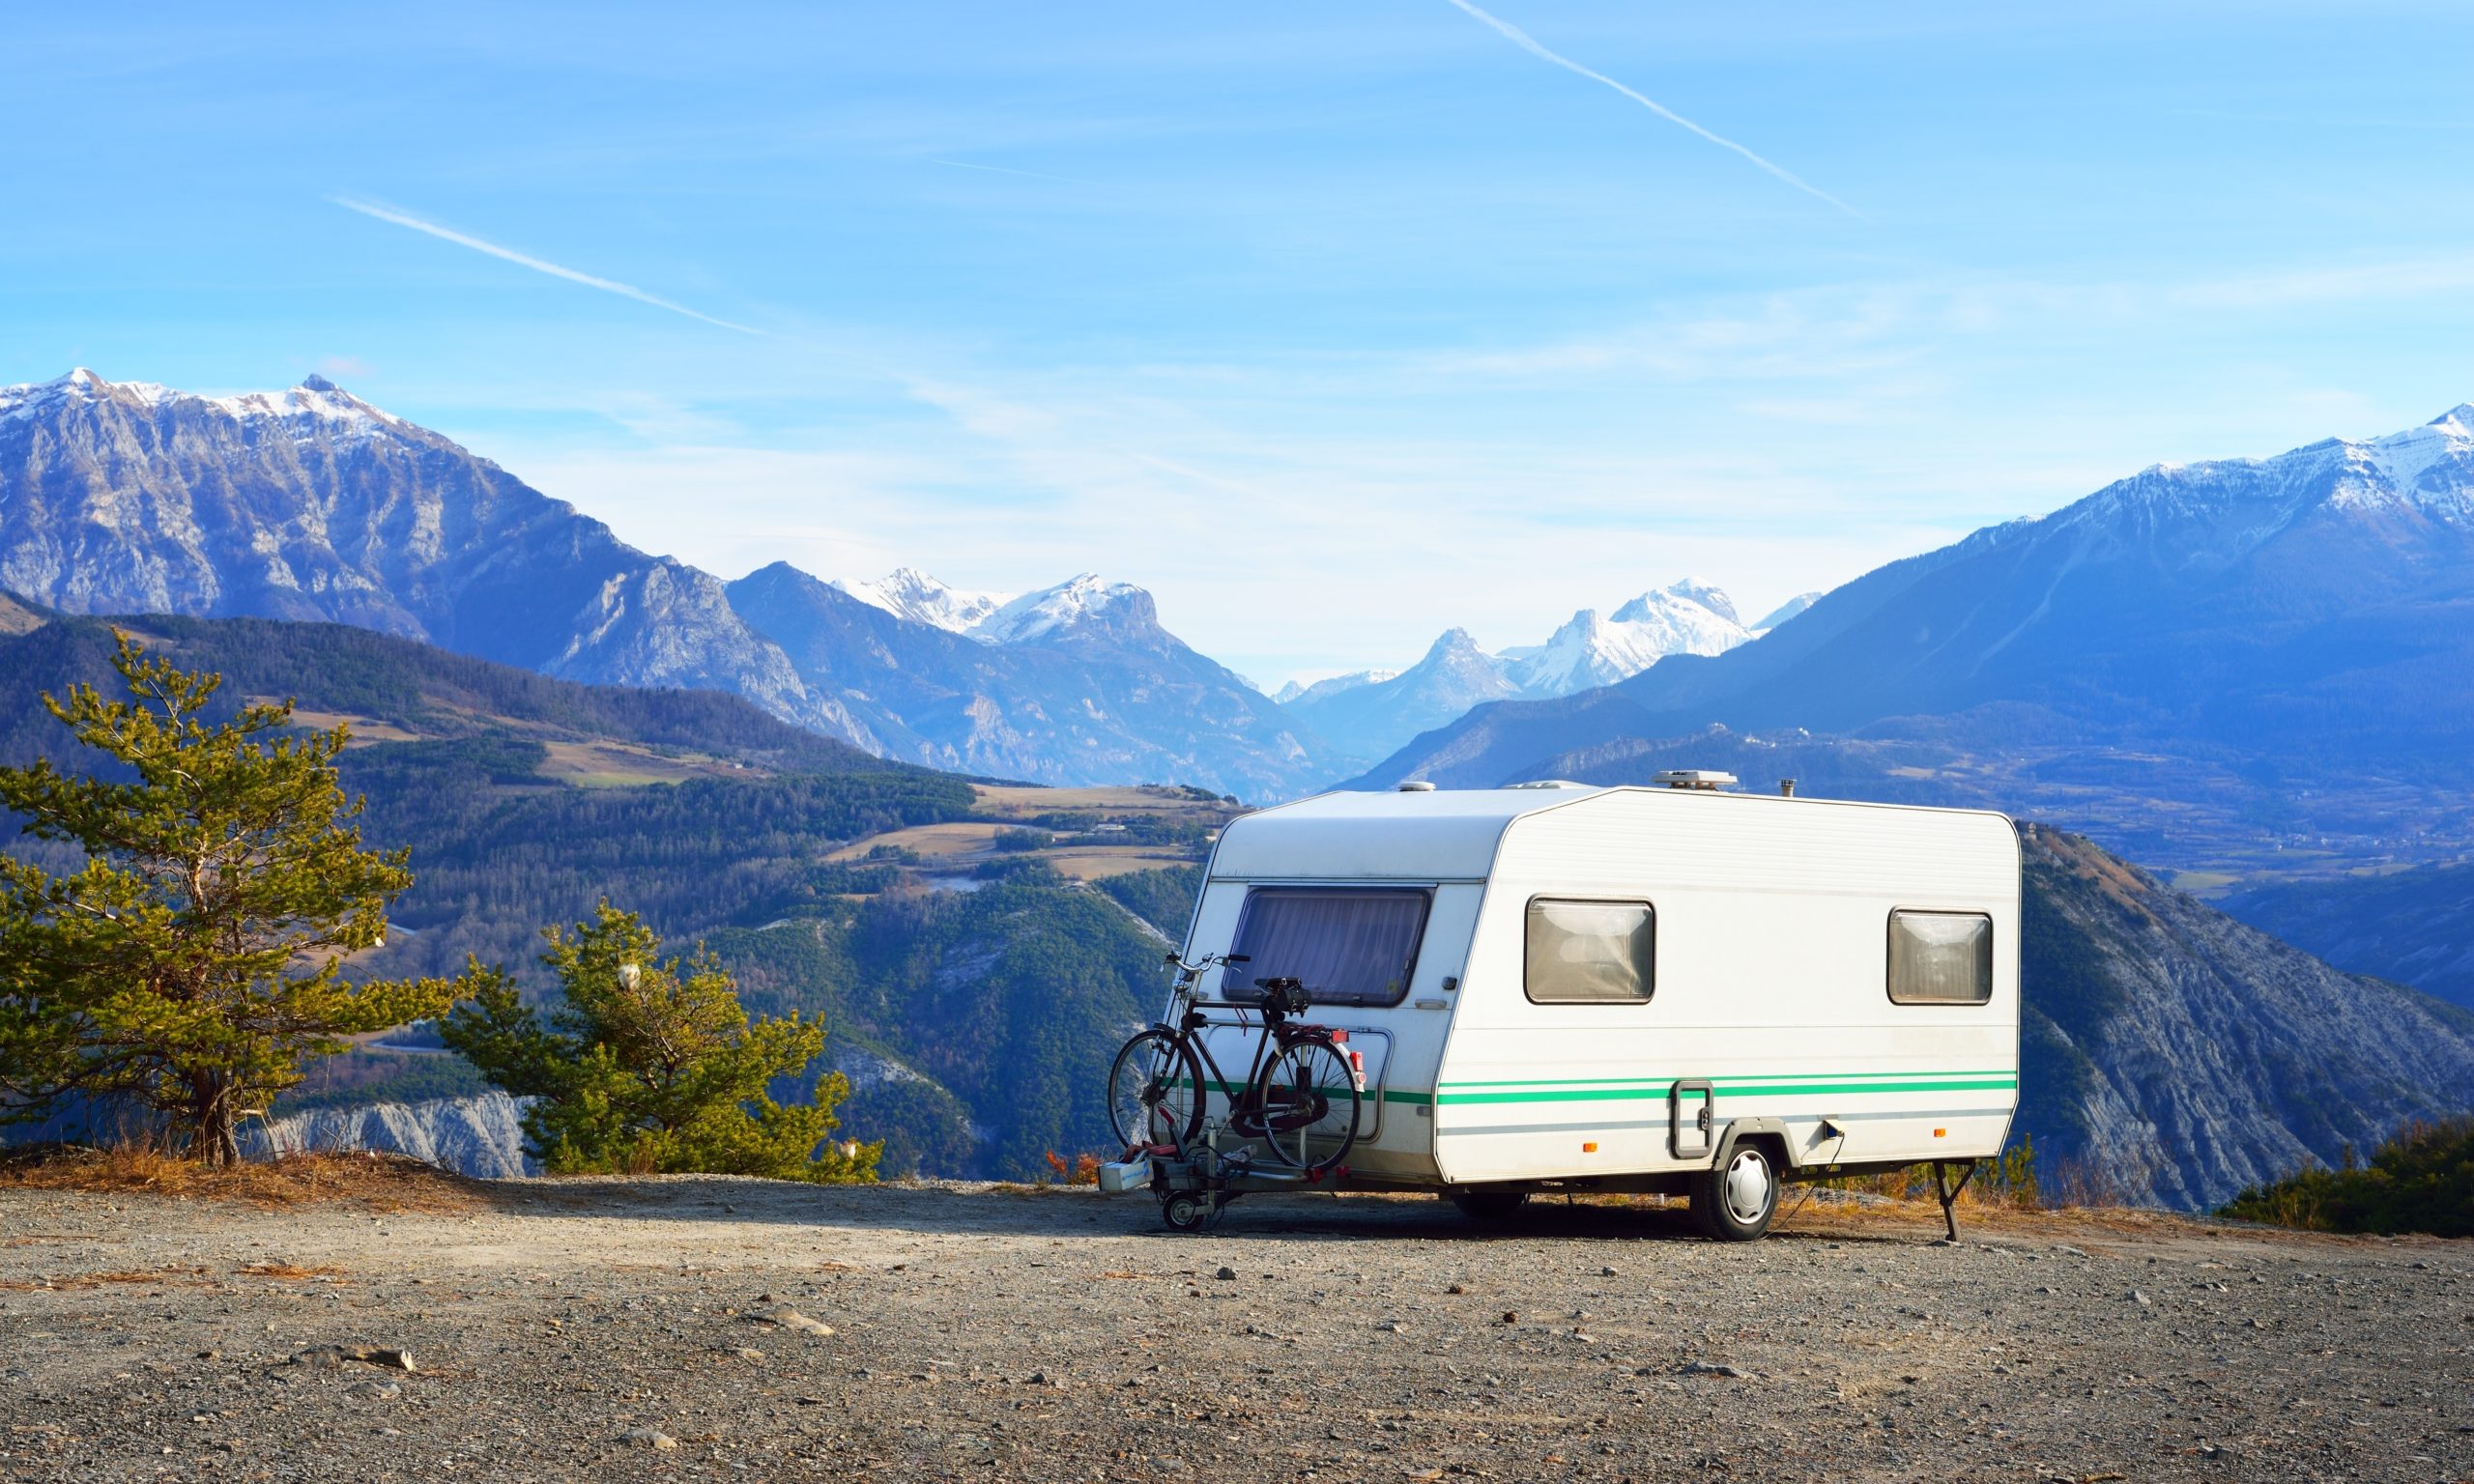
left=1502, top=780, right=1586, bottom=790
left=1395, top=781, right=1437, bottom=792
left=1653, top=769, right=1738, bottom=791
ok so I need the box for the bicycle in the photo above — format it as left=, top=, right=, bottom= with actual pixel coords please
left=1105, top=951, right=1364, bottom=1180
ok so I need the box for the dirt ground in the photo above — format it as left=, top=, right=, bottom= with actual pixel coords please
left=1, top=1174, right=2467, bottom=1482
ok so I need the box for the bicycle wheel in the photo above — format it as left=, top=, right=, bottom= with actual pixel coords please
left=1106, top=1029, right=1204, bottom=1151
left=1250, top=1037, right=1361, bottom=1175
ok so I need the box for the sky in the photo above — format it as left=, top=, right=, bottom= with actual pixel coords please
left=10, top=2, right=2474, bottom=686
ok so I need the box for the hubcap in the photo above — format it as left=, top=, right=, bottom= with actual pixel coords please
left=1723, top=1149, right=1772, bottom=1224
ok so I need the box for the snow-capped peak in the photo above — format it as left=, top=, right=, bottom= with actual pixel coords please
left=974, top=573, right=1146, bottom=643
left=2349, top=404, right=2474, bottom=501
left=1275, top=669, right=1398, bottom=705
left=0, top=368, right=404, bottom=433
left=832, top=567, right=1009, bottom=635
left=1503, top=585, right=1751, bottom=697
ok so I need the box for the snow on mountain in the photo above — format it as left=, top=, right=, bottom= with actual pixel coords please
left=1278, top=585, right=1752, bottom=764
left=1501, top=580, right=1754, bottom=697
left=1751, top=591, right=1823, bottom=633
left=0, top=368, right=406, bottom=436
left=830, top=568, right=1009, bottom=636
left=974, top=573, right=1146, bottom=644
left=1275, top=670, right=1398, bottom=705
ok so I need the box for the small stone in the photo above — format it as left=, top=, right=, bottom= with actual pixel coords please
left=1679, top=1360, right=1750, bottom=1379
left=719, top=1346, right=766, bottom=1363
left=348, top=1347, right=417, bottom=1372
left=1026, top=1371, right=1049, bottom=1385
left=2128, top=1290, right=2152, bottom=1306
left=1501, top=1311, right=1517, bottom=1325
left=1375, top=1319, right=1405, bottom=1332
left=1215, top=1267, right=1237, bottom=1281
left=1446, top=1283, right=1466, bottom=1295
left=345, top=1381, right=401, bottom=1402
left=1598, top=1266, right=1618, bottom=1277
left=287, top=1345, right=346, bottom=1370
left=2052, top=1244, right=2089, bottom=1258
left=619, top=1427, right=677, bottom=1450
left=747, top=1304, right=832, bottom=1336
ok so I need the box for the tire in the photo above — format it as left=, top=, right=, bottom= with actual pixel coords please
left=1160, top=1191, right=1213, bottom=1232
left=1447, top=1188, right=1529, bottom=1222
left=1106, top=1029, right=1203, bottom=1151
left=1690, top=1141, right=1780, bottom=1241
left=1249, top=1037, right=1361, bottom=1175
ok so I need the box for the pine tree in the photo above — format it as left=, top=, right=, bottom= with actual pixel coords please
left=441, top=903, right=878, bottom=1182
left=0, top=633, right=450, bottom=1164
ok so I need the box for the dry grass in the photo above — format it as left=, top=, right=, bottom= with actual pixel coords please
left=0, top=1144, right=486, bottom=1213
left=0, top=1265, right=216, bottom=1293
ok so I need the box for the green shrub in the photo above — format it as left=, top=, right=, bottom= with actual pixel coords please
left=2220, top=1117, right=2474, bottom=1237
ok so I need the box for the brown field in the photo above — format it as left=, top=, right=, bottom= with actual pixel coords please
left=273, top=706, right=425, bottom=745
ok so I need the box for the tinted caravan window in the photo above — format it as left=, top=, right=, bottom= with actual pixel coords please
left=1223, top=888, right=1429, bottom=1009
left=1887, top=910, right=1994, bottom=1005
left=1524, top=899, right=1655, bottom=1005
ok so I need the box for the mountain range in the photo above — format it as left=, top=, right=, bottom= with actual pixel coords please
left=1352, top=404, right=2474, bottom=875
left=0, top=370, right=1320, bottom=797
left=1277, top=579, right=1810, bottom=760
left=7, top=596, right=2473, bottom=1202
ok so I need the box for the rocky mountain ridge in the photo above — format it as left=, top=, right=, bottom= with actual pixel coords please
left=0, top=370, right=1327, bottom=796
left=2016, top=826, right=2474, bottom=1210
left=1350, top=405, right=2474, bottom=873
left=1284, top=580, right=1763, bottom=760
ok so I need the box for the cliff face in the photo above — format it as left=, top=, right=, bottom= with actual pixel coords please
left=2016, top=826, right=2474, bottom=1210
left=0, top=370, right=843, bottom=739
left=245, top=1093, right=535, bottom=1180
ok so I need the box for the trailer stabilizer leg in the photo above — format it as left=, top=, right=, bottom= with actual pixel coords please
left=1931, top=1159, right=1977, bottom=1242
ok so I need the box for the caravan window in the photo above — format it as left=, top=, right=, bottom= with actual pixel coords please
left=1524, top=899, right=1655, bottom=1005
left=1223, top=888, right=1429, bottom=1009
left=1887, top=910, right=1994, bottom=1005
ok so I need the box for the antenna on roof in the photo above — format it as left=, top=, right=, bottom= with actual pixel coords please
left=1653, top=770, right=1737, bottom=791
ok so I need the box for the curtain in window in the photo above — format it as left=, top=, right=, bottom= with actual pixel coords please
left=1223, top=889, right=1429, bottom=1009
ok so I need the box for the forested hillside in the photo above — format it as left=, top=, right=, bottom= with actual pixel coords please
left=0, top=605, right=1227, bottom=1178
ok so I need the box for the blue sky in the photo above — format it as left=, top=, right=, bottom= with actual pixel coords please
left=11, top=3, right=2474, bottom=684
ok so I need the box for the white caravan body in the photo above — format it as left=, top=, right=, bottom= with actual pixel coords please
left=1173, top=783, right=2021, bottom=1190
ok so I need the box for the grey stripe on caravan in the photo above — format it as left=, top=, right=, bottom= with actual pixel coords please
left=1439, top=1107, right=2015, bottom=1138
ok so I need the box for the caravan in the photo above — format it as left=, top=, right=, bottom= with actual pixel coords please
left=1105, top=775, right=2021, bottom=1240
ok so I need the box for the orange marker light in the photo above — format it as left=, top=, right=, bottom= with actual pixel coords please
left=1581, top=1141, right=1598, bottom=1153
left=1933, top=1127, right=1947, bottom=1138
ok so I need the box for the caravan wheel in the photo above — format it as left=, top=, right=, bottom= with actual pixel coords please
left=1690, top=1144, right=1779, bottom=1241
left=1160, top=1192, right=1213, bottom=1233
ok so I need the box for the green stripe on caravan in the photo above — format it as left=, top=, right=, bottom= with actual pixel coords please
left=1431, top=1073, right=2019, bottom=1107
left=1170, top=1072, right=2013, bottom=1109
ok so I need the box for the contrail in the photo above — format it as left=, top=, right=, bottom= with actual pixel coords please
left=331, top=197, right=762, bottom=335
left=1441, top=0, right=1859, bottom=218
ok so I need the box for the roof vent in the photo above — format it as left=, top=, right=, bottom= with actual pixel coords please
left=1502, top=779, right=1586, bottom=790
left=1395, top=781, right=1437, bottom=792
left=1653, top=769, right=1738, bottom=791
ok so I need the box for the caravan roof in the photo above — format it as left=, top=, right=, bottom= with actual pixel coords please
left=1210, top=784, right=1609, bottom=881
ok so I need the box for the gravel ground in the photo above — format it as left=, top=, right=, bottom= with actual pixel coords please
left=1, top=1175, right=2468, bottom=1482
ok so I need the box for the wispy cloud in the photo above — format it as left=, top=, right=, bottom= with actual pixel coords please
left=1441, top=0, right=1859, bottom=218
left=331, top=197, right=762, bottom=335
